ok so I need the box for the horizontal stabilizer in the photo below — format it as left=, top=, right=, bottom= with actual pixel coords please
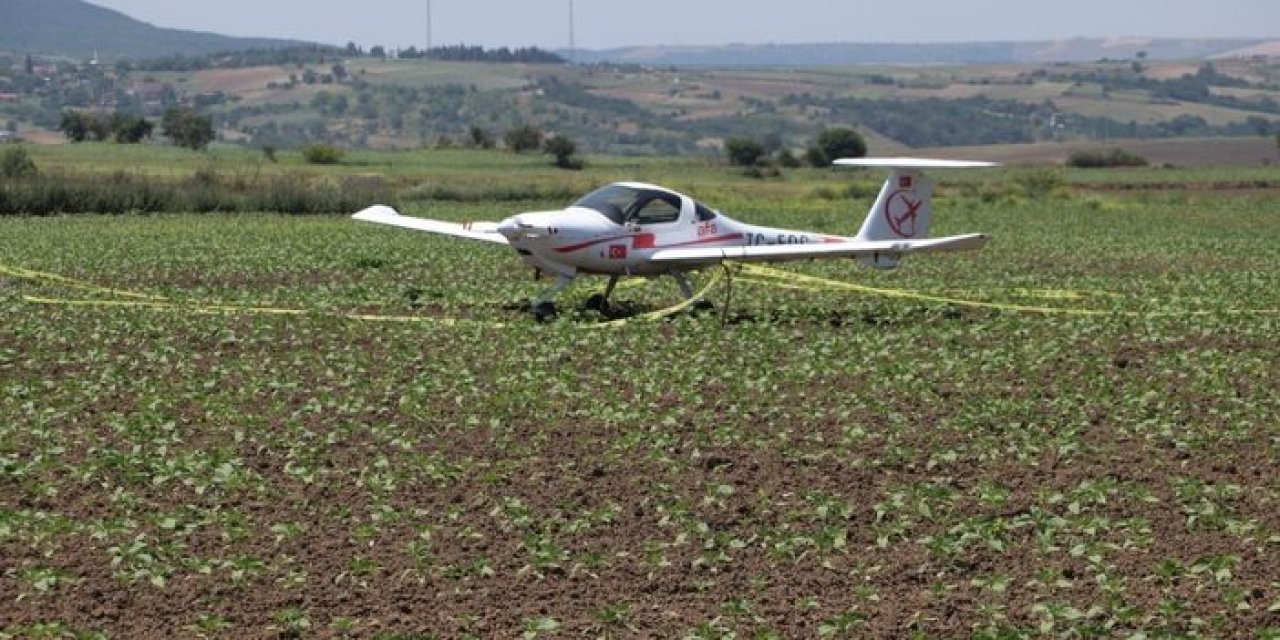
left=352, top=206, right=509, bottom=245
left=834, top=158, right=1000, bottom=169
left=650, top=233, right=991, bottom=265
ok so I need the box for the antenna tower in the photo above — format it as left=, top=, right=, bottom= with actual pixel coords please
left=569, top=0, right=576, bottom=61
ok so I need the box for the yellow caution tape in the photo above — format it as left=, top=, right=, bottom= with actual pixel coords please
left=730, top=263, right=1280, bottom=317
left=0, top=264, right=168, bottom=300
left=19, top=295, right=507, bottom=328
left=7, top=261, right=1278, bottom=325
left=4, top=262, right=718, bottom=329
left=588, top=268, right=725, bottom=329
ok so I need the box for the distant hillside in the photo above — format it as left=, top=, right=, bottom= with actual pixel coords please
left=566, top=38, right=1274, bottom=67
left=0, top=0, right=317, bottom=61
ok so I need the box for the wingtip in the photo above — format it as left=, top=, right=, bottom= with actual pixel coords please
left=352, top=205, right=399, bottom=220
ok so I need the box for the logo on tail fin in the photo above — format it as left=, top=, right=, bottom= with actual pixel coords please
left=884, top=191, right=924, bottom=238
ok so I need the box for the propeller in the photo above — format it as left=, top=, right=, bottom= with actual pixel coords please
left=497, top=215, right=552, bottom=240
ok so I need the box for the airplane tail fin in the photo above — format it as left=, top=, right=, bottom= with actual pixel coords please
left=836, top=158, right=998, bottom=269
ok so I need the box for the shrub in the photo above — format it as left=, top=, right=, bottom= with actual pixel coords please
left=302, top=144, right=345, bottom=165
left=776, top=149, right=802, bottom=168
left=504, top=125, right=543, bottom=153
left=1066, top=148, right=1149, bottom=168
left=543, top=135, right=583, bottom=170
left=0, top=171, right=394, bottom=215
left=809, top=127, right=867, bottom=166
left=725, top=138, right=766, bottom=167
left=1013, top=168, right=1064, bottom=198
left=1, top=146, right=38, bottom=179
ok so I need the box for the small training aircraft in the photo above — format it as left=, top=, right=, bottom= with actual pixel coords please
left=353, top=158, right=998, bottom=320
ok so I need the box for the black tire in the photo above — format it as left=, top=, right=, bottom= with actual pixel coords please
left=533, top=301, right=557, bottom=322
left=583, top=293, right=607, bottom=312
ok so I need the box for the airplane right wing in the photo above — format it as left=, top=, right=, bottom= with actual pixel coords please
left=352, top=205, right=510, bottom=246
left=649, top=233, right=991, bottom=266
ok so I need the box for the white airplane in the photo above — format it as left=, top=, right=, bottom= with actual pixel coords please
left=353, top=158, right=998, bottom=320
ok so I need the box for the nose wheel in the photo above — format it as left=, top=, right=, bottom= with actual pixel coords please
left=530, top=274, right=575, bottom=322
left=532, top=301, right=558, bottom=322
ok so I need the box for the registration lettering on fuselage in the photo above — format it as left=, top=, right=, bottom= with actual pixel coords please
left=745, top=232, right=812, bottom=246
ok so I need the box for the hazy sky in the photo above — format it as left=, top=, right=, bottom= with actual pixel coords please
left=87, top=0, right=1280, bottom=50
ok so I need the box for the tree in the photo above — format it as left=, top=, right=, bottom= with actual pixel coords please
left=330, top=94, right=349, bottom=116
left=544, top=134, right=583, bottom=170
left=59, top=112, right=109, bottom=142
left=311, top=91, right=333, bottom=113
left=468, top=126, right=494, bottom=149
left=24, top=54, right=34, bottom=75
left=504, top=124, right=543, bottom=153
left=724, top=137, right=766, bottom=167
left=761, top=132, right=783, bottom=155
left=370, top=46, right=387, bottom=60
left=777, top=148, right=801, bottom=168
left=110, top=113, right=153, bottom=144
left=162, top=107, right=215, bottom=150
left=808, top=127, right=867, bottom=166
left=59, top=112, right=90, bottom=142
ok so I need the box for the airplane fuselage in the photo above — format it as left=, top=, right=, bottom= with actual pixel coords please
left=497, top=183, right=844, bottom=278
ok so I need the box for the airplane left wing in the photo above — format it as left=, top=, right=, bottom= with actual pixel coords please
left=352, top=206, right=509, bottom=246
left=649, top=233, right=991, bottom=265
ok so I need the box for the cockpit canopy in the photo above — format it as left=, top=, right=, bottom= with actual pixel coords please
left=573, top=184, right=718, bottom=226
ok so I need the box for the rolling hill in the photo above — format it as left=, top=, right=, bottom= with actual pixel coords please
left=566, top=38, right=1276, bottom=67
left=0, top=0, right=317, bottom=61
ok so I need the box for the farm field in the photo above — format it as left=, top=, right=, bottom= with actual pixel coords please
left=2, top=152, right=1280, bottom=638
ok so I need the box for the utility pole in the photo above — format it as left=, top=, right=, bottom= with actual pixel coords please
left=568, top=0, right=576, bottom=62
left=426, top=0, right=434, bottom=53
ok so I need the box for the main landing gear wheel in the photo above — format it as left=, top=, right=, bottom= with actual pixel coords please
left=533, top=301, right=557, bottom=322
left=583, top=294, right=608, bottom=313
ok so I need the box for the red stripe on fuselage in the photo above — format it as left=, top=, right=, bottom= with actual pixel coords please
left=552, top=235, right=633, bottom=253
left=552, top=233, right=742, bottom=254
left=658, top=233, right=745, bottom=249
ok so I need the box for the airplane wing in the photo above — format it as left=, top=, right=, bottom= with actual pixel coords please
left=649, top=233, right=990, bottom=265
left=352, top=205, right=509, bottom=246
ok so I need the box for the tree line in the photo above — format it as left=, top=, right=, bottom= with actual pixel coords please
left=1027, top=63, right=1280, bottom=116
left=59, top=107, right=214, bottom=150
left=123, top=44, right=564, bottom=73
left=388, top=45, right=564, bottom=64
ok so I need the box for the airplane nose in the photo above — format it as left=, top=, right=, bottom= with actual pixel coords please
left=497, top=216, right=522, bottom=239
left=497, top=213, right=557, bottom=240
